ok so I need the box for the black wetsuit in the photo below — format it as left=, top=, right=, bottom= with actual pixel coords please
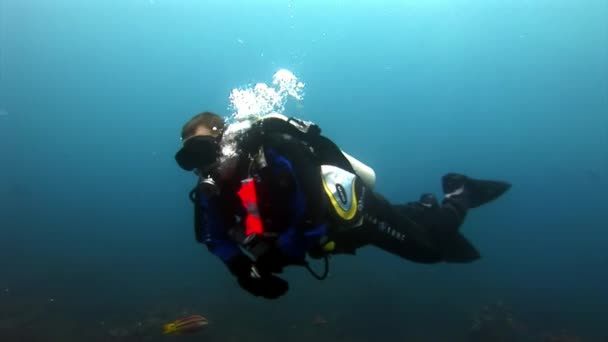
left=229, top=115, right=478, bottom=264
left=184, top=117, right=510, bottom=299
left=193, top=117, right=509, bottom=299
left=297, top=132, right=481, bottom=264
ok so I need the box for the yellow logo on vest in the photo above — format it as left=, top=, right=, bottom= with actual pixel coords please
left=320, top=165, right=358, bottom=221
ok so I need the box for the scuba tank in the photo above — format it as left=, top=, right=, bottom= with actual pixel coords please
left=242, top=113, right=376, bottom=190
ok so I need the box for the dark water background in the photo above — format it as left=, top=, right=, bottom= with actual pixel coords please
left=1, top=0, right=607, bottom=341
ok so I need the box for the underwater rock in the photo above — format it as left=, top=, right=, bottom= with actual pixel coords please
left=312, top=314, right=328, bottom=326
left=108, top=327, right=130, bottom=339
left=539, top=331, right=583, bottom=342
left=468, top=300, right=532, bottom=342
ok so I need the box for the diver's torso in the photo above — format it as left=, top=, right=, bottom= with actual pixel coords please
left=213, top=150, right=300, bottom=236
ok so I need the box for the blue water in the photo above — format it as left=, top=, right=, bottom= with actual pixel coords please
left=1, top=1, right=607, bottom=341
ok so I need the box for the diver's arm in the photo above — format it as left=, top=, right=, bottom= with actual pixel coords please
left=260, top=134, right=328, bottom=264
left=197, top=191, right=289, bottom=299
left=196, top=191, right=245, bottom=264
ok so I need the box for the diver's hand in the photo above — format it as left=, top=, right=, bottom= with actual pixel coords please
left=237, top=273, right=289, bottom=299
left=256, top=248, right=288, bottom=274
left=226, top=255, right=289, bottom=299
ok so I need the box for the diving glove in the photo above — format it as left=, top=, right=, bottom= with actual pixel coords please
left=226, top=255, right=289, bottom=299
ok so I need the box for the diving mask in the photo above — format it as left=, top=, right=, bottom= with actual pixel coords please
left=175, top=135, right=220, bottom=171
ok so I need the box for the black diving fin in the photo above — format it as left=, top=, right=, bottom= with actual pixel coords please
left=442, top=173, right=511, bottom=209
left=437, top=232, right=481, bottom=263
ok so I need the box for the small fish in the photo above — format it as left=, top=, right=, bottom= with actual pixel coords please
left=162, top=315, right=208, bottom=335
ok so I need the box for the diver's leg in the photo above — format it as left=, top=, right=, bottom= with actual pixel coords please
left=317, top=188, right=442, bottom=263
left=398, top=173, right=512, bottom=237
left=325, top=220, right=444, bottom=263
left=396, top=173, right=511, bottom=262
left=329, top=174, right=510, bottom=263
left=328, top=192, right=476, bottom=264
left=397, top=194, right=481, bottom=263
left=353, top=190, right=445, bottom=263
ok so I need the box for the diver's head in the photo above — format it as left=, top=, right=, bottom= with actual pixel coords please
left=175, top=111, right=225, bottom=174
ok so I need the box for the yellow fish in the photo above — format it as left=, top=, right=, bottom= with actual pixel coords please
left=162, top=315, right=208, bottom=335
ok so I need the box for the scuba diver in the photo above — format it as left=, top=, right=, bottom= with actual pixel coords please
left=175, top=111, right=511, bottom=299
